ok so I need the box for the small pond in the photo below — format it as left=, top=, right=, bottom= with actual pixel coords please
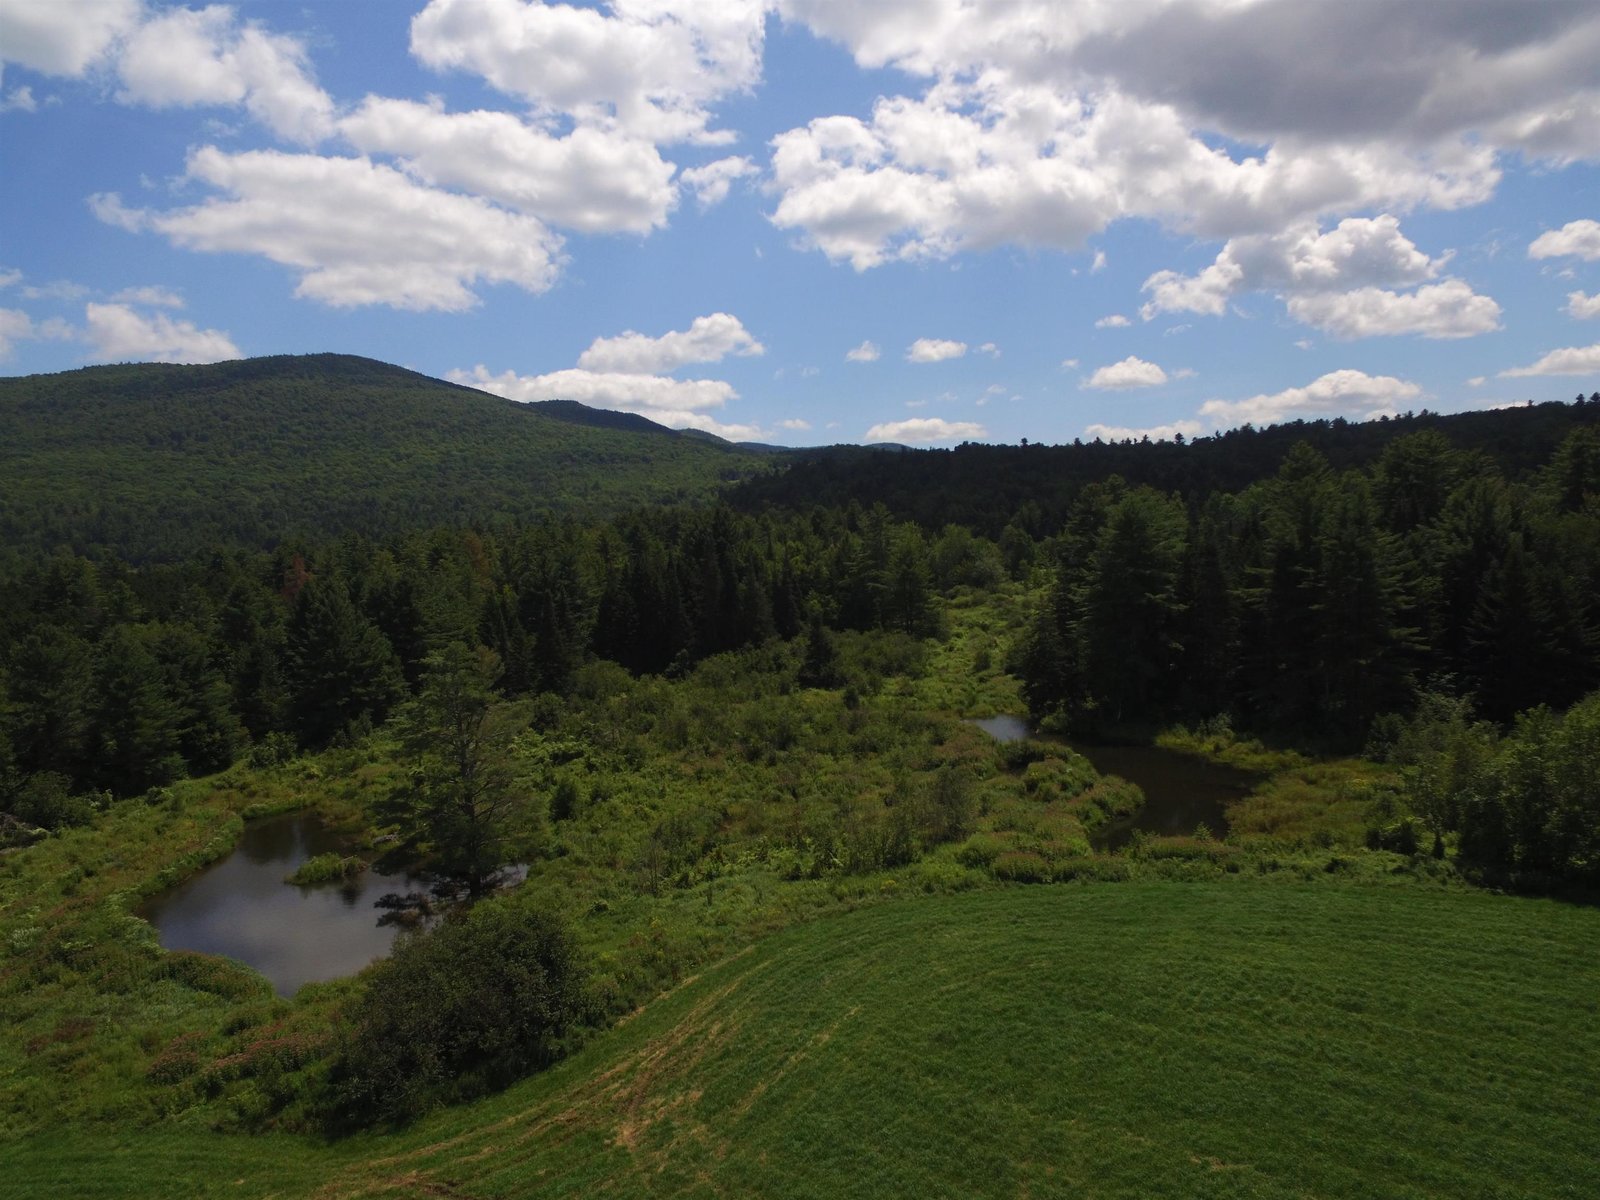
left=140, top=813, right=430, bottom=997
left=970, top=715, right=1262, bottom=850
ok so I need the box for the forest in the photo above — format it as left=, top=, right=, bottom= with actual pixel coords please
left=2, top=359, right=1598, bottom=1196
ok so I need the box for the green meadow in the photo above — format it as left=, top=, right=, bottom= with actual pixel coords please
left=8, top=883, right=1598, bottom=1199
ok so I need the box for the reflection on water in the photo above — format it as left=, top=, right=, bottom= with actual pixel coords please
left=140, top=814, right=429, bottom=997
left=970, top=715, right=1261, bottom=849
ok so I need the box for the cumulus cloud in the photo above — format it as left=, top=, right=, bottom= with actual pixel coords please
left=340, top=97, right=676, bottom=233
left=450, top=310, right=763, bottom=436
left=906, top=337, right=967, bottom=363
left=83, top=302, right=240, bottom=363
left=863, top=417, right=986, bottom=444
left=1568, top=291, right=1600, bottom=320
left=845, top=339, right=881, bottom=362
left=93, top=147, right=564, bottom=311
left=1084, top=419, right=1203, bottom=442
left=1500, top=343, right=1600, bottom=378
left=1199, top=369, right=1422, bottom=425
left=0, top=307, right=34, bottom=358
left=409, top=0, right=766, bottom=145
left=1286, top=280, right=1502, bottom=339
left=763, top=0, right=1577, bottom=270
left=1085, top=356, right=1169, bottom=390
left=1139, top=214, right=1499, bottom=338
left=779, top=417, right=812, bottom=431
left=109, top=285, right=185, bottom=308
left=1095, top=314, right=1130, bottom=328
left=455, top=363, right=735, bottom=413
left=576, top=312, right=763, bottom=374
left=1141, top=216, right=1440, bottom=317
left=1530, top=220, right=1600, bottom=261
left=1, top=85, right=38, bottom=113
left=0, top=0, right=139, bottom=76
left=116, top=5, right=335, bottom=143
left=681, top=155, right=757, bottom=208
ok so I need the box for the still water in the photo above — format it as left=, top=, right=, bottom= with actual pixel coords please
left=970, top=715, right=1261, bottom=849
left=140, top=813, right=429, bottom=997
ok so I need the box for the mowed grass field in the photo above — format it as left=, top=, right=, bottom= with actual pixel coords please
left=10, top=881, right=1598, bottom=1200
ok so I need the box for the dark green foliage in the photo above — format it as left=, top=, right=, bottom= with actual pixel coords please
left=1389, top=690, right=1600, bottom=886
left=0, top=354, right=767, bottom=561
left=285, top=575, right=404, bottom=747
left=330, top=901, right=589, bottom=1127
left=381, top=643, right=535, bottom=898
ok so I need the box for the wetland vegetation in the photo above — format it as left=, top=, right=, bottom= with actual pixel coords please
left=2, top=357, right=1598, bottom=1195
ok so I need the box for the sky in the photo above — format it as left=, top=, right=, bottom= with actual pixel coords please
left=1, top=0, right=1598, bottom=447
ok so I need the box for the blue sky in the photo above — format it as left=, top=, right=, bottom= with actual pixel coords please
left=2, top=0, right=1597, bottom=446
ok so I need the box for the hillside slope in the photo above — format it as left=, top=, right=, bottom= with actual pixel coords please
left=0, top=354, right=769, bottom=559
left=9, top=883, right=1597, bottom=1198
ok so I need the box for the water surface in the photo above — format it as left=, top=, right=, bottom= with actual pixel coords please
left=970, top=715, right=1261, bottom=849
left=140, top=813, right=428, bottom=996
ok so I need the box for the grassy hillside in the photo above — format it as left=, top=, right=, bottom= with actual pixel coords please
left=0, top=354, right=770, bottom=560
left=9, top=883, right=1597, bottom=1199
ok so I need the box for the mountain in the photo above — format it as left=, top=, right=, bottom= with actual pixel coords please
left=0, top=354, right=773, bottom=560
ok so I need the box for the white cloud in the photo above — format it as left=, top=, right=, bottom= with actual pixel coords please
left=845, top=339, right=880, bottom=362
left=1468, top=376, right=1487, bottom=387
left=864, top=417, right=986, bottom=444
left=1530, top=220, right=1600, bottom=261
left=1085, top=355, right=1168, bottom=390
left=1095, top=314, right=1130, bottom=328
left=109, top=285, right=184, bottom=309
left=1090, top=249, right=1107, bottom=273
left=0, top=0, right=138, bottom=76
left=95, top=147, right=564, bottom=311
left=779, top=418, right=812, bottom=431
left=1, top=85, right=38, bottom=113
left=576, top=313, right=763, bottom=374
left=1500, top=343, right=1600, bottom=378
left=906, top=337, right=967, bottom=363
left=977, top=341, right=999, bottom=357
left=1199, top=369, right=1423, bottom=426
left=1139, top=214, right=1499, bottom=338
left=1084, top=419, right=1203, bottom=442
left=1287, top=280, right=1502, bottom=339
left=453, top=364, right=736, bottom=416
left=340, top=97, right=676, bottom=233
left=0, top=307, right=34, bottom=358
left=681, top=155, right=757, bottom=208
left=765, top=2, right=1600, bottom=272
left=1060, top=357, right=1079, bottom=368
left=409, top=0, right=766, bottom=145
left=0, top=268, right=21, bottom=290
left=1568, top=291, right=1600, bottom=320
left=116, top=5, right=334, bottom=144
left=83, top=302, right=240, bottom=364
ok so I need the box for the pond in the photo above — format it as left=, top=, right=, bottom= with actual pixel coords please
left=970, top=715, right=1262, bottom=850
left=139, top=813, right=431, bottom=997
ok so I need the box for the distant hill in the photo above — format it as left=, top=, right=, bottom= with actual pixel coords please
left=730, top=400, right=1600, bottom=535
left=0, top=354, right=772, bottom=560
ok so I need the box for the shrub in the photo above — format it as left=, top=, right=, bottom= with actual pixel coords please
left=285, top=853, right=365, bottom=886
left=990, top=850, right=1053, bottom=883
left=329, top=900, right=590, bottom=1127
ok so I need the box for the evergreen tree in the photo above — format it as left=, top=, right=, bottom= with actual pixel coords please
left=286, top=574, right=404, bottom=746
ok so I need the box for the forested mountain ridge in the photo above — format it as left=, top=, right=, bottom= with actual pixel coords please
left=730, top=397, right=1600, bottom=534
left=0, top=354, right=770, bottom=561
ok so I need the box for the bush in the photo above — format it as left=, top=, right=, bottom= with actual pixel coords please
left=329, top=900, right=590, bottom=1127
left=990, top=850, right=1053, bottom=883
